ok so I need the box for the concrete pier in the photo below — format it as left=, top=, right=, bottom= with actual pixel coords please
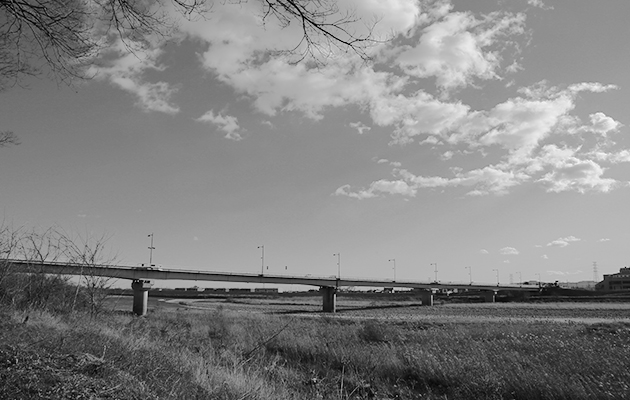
left=483, top=290, right=497, bottom=303
left=420, top=290, right=434, bottom=306
left=132, top=280, right=153, bottom=316
left=320, top=286, right=337, bottom=313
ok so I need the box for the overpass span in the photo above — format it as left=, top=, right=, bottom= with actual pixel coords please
left=2, top=259, right=539, bottom=315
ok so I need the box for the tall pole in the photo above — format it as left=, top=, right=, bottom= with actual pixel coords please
left=389, top=259, right=396, bottom=282
left=517, top=271, right=522, bottom=287
left=536, top=273, right=541, bottom=288
left=258, top=245, right=264, bottom=275
left=493, top=268, right=499, bottom=285
left=431, top=263, right=438, bottom=282
left=333, top=253, right=340, bottom=279
left=466, top=266, right=472, bottom=284
left=148, top=233, right=155, bottom=265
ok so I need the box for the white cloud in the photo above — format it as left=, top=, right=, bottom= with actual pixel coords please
left=335, top=165, right=527, bottom=198
left=336, top=78, right=627, bottom=198
left=538, top=160, right=616, bottom=193
left=546, top=236, right=581, bottom=247
left=419, top=136, right=441, bottom=145
left=591, top=150, right=630, bottom=164
left=196, top=110, right=243, bottom=141
left=394, top=10, right=525, bottom=92
left=499, top=247, right=519, bottom=255
left=479, top=249, right=489, bottom=254
left=89, top=2, right=628, bottom=199
left=334, top=179, right=417, bottom=199
left=588, top=112, right=622, bottom=136
left=568, top=82, right=618, bottom=93
left=598, top=238, right=611, bottom=242
left=440, top=151, right=454, bottom=161
left=350, top=122, right=372, bottom=134
left=547, top=270, right=582, bottom=276
left=90, top=40, right=179, bottom=114
left=541, top=254, right=548, bottom=259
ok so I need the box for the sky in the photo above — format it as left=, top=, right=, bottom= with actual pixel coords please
left=1, top=0, right=629, bottom=289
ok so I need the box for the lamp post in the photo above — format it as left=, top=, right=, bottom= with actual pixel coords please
left=147, top=233, right=155, bottom=265
left=257, top=245, right=264, bottom=275
left=536, top=273, right=541, bottom=288
left=333, top=253, right=341, bottom=279
left=466, top=266, right=472, bottom=284
left=389, top=258, right=396, bottom=282
left=493, top=268, right=499, bottom=286
left=431, top=263, right=438, bottom=282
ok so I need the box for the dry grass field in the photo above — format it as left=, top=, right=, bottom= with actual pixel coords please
left=4, top=292, right=630, bottom=399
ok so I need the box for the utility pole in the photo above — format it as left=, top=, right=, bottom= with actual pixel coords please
left=593, top=261, right=599, bottom=283
left=466, top=266, right=472, bottom=284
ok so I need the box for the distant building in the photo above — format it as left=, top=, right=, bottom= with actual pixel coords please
left=254, top=288, right=279, bottom=293
left=227, top=288, right=254, bottom=293
left=596, top=267, right=630, bottom=291
left=567, top=281, right=597, bottom=290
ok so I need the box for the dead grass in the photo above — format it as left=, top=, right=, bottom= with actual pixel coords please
left=3, top=301, right=630, bottom=399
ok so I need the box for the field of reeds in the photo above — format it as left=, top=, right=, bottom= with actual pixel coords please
left=3, top=291, right=630, bottom=399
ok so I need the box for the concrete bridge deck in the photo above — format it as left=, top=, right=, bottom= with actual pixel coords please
left=2, top=259, right=539, bottom=315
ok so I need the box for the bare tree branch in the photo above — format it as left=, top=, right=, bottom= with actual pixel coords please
left=0, top=131, right=20, bottom=147
left=1, top=0, right=380, bottom=88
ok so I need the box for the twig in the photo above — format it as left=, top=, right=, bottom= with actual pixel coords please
left=240, top=318, right=295, bottom=363
left=340, top=363, right=345, bottom=399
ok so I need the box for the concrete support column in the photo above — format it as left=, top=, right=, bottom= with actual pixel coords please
left=420, top=290, right=434, bottom=306
left=483, top=290, right=497, bottom=303
left=320, top=286, right=337, bottom=313
left=132, top=280, right=153, bottom=316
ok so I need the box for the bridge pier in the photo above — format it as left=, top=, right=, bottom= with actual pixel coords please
left=132, top=280, right=153, bottom=316
left=420, top=290, right=434, bottom=306
left=483, top=290, right=497, bottom=303
left=320, top=286, right=337, bottom=313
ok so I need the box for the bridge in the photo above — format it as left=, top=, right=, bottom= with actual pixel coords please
left=2, top=259, right=539, bottom=315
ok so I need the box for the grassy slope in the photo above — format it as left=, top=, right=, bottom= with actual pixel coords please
left=2, top=304, right=630, bottom=399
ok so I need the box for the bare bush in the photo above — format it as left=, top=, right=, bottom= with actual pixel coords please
left=0, top=225, right=116, bottom=315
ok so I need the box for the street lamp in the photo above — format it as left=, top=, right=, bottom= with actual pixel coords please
left=493, top=268, right=499, bottom=286
left=257, top=245, right=264, bottom=275
left=466, top=266, right=472, bottom=284
left=431, top=263, right=438, bottom=282
left=389, top=259, right=396, bottom=282
left=147, top=233, right=155, bottom=265
left=333, top=253, right=341, bottom=279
